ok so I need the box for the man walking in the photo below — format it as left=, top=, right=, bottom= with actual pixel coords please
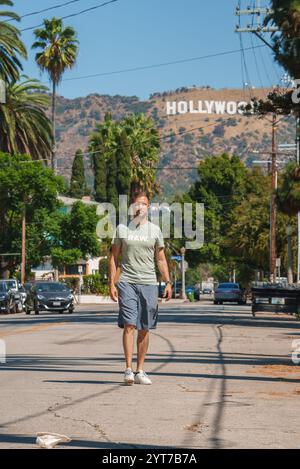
left=109, top=191, right=172, bottom=385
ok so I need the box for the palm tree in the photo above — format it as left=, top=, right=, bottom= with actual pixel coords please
left=122, top=114, right=160, bottom=198
left=0, top=0, right=27, bottom=83
left=32, top=17, right=79, bottom=172
left=0, top=77, right=53, bottom=160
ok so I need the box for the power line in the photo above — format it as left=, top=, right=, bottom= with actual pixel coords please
left=5, top=0, right=83, bottom=23
left=21, top=0, right=121, bottom=32
left=250, top=3, right=264, bottom=89
left=59, top=44, right=267, bottom=82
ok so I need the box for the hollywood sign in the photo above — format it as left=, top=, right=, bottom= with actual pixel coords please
left=166, top=100, right=249, bottom=116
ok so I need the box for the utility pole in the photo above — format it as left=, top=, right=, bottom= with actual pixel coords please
left=180, top=247, right=187, bottom=300
left=297, top=120, right=300, bottom=283
left=21, top=207, right=26, bottom=284
left=270, top=114, right=277, bottom=282
left=236, top=1, right=278, bottom=38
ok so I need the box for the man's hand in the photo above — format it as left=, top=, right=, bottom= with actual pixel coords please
left=163, top=284, right=172, bottom=301
left=109, top=284, right=118, bottom=302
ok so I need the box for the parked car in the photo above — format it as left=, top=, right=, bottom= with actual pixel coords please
left=214, top=282, right=247, bottom=305
left=0, top=281, right=22, bottom=314
left=203, top=287, right=213, bottom=295
left=2, top=279, right=28, bottom=312
left=3, top=279, right=19, bottom=291
left=25, top=281, right=75, bottom=315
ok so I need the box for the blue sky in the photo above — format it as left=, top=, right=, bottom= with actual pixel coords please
left=12, top=0, right=284, bottom=100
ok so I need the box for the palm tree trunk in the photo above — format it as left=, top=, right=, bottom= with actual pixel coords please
left=51, top=81, right=56, bottom=173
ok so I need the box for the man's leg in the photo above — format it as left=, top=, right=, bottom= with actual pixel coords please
left=136, top=329, right=149, bottom=372
left=123, top=325, right=135, bottom=369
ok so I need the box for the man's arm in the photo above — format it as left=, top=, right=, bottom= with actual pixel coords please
left=156, top=247, right=172, bottom=301
left=109, top=244, right=121, bottom=302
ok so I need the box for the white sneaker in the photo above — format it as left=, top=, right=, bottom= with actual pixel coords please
left=124, top=368, right=135, bottom=385
left=134, top=371, right=152, bottom=385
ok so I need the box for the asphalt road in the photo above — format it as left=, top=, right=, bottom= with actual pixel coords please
left=0, top=301, right=300, bottom=449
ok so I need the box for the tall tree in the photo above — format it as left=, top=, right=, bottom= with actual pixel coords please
left=122, top=114, right=160, bottom=198
left=0, top=0, right=27, bottom=84
left=69, top=149, right=87, bottom=199
left=32, top=18, right=79, bottom=172
left=106, top=150, right=118, bottom=208
left=89, top=114, right=117, bottom=203
left=116, top=130, right=132, bottom=197
left=0, top=78, right=53, bottom=161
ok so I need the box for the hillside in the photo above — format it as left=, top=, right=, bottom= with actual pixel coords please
left=53, top=86, right=295, bottom=198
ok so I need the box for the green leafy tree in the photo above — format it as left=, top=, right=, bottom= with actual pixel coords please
left=60, top=201, right=101, bottom=258
left=0, top=152, right=65, bottom=278
left=225, top=170, right=297, bottom=283
left=50, top=247, right=81, bottom=271
left=32, top=18, right=79, bottom=171
left=0, top=78, right=53, bottom=160
left=188, top=153, right=248, bottom=265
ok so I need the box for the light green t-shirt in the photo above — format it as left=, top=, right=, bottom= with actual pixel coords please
left=112, top=221, right=165, bottom=285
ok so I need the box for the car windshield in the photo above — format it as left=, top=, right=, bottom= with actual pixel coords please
left=36, top=283, right=68, bottom=293
left=5, top=280, right=16, bottom=289
left=218, top=283, right=240, bottom=289
left=0, top=283, right=8, bottom=293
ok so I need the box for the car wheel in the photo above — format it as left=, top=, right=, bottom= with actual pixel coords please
left=214, top=300, right=218, bottom=305
left=34, top=301, right=39, bottom=315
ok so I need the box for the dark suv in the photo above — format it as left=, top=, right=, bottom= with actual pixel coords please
left=26, top=281, right=75, bottom=315
left=0, top=281, right=22, bottom=314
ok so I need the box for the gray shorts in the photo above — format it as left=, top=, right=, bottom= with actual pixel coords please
left=117, top=281, right=159, bottom=331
